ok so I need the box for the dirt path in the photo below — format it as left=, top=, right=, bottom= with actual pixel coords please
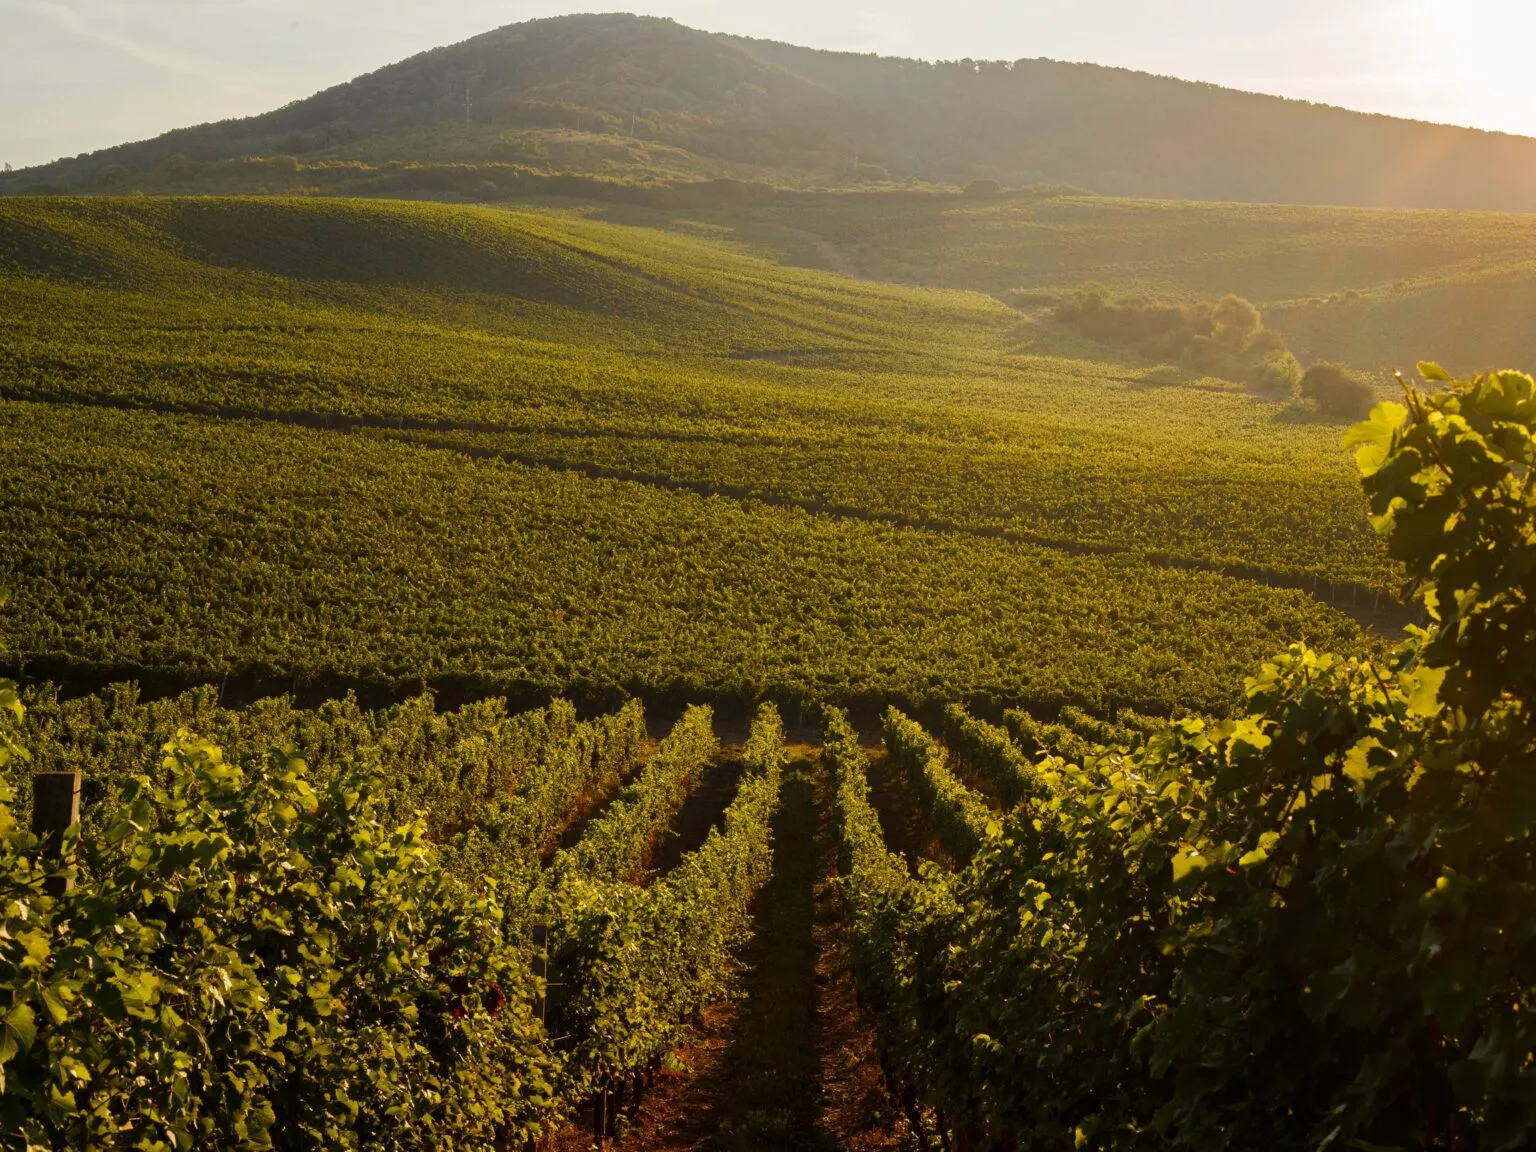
left=864, top=750, right=949, bottom=871
left=548, top=752, right=903, bottom=1151
left=648, top=755, right=744, bottom=876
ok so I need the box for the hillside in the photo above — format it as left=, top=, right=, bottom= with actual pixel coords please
left=0, top=195, right=1382, bottom=717
left=7, top=12, right=1536, bottom=211
left=638, top=192, right=1536, bottom=375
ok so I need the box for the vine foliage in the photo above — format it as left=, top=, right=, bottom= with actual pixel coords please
left=833, top=366, right=1536, bottom=1150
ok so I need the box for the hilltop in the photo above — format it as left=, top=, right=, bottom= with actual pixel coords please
left=6, top=12, right=1536, bottom=211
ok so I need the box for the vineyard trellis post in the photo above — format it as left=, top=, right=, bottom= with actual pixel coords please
left=593, top=1088, right=608, bottom=1148
left=32, top=770, right=80, bottom=896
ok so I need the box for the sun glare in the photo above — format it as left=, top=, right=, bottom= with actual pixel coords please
left=1406, top=0, right=1536, bottom=134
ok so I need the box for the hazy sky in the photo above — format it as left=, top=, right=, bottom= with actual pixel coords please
left=2, top=0, right=1531, bottom=169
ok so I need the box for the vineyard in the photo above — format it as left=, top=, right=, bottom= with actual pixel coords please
left=0, top=195, right=1396, bottom=726
left=0, top=185, right=1532, bottom=1150
left=2, top=361, right=1531, bottom=1149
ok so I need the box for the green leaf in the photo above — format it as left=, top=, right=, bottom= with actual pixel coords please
left=0, top=1003, right=36, bottom=1063
left=113, top=970, right=162, bottom=1020
left=1417, top=361, right=1452, bottom=383
left=1344, top=402, right=1409, bottom=478
left=1171, top=851, right=1208, bottom=882
left=1228, top=716, right=1272, bottom=754
left=1238, top=831, right=1280, bottom=869
left=1343, top=737, right=1386, bottom=787
left=1401, top=665, right=1446, bottom=718
left=40, top=986, right=69, bottom=1026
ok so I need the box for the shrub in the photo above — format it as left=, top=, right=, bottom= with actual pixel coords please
left=962, top=178, right=1003, bottom=199
left=1299, top=362, right=1374, bottom=419
left=1210, top=293, right=1262, bottom=348
left=1055, top=284, right=1301, bottom=394
left=1245, top=350, right=1303, bottom=399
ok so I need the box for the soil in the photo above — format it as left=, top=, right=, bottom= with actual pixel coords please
left=863, top=751, right=949, bottom=870
left=543, top=752, right=908, bottom=1152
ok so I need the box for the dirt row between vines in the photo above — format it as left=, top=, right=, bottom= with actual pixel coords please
left=548, top=749, right=906, bottom=1151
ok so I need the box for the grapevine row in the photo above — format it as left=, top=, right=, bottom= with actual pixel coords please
left=543, top=704, right=715, bottom=886
left=542, top=704, right=787, bottom=1112
left=824, top=708, right=962, bottom=1142
left=939, top=703, right=1047, bottom=808
left=17, top=685, right=647, bottom=878
left=880, top=706, right=994, bottom=863
left=1001, top=705, right=1097, bottom=764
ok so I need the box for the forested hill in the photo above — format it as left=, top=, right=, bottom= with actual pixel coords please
left=7, top=11, right=1536, bottom=211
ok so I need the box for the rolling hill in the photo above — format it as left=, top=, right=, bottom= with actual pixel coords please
left=637, top=191, right=1536, bottom=375
left=7, top=12, right=1536, bottom=211
left=0, top=194, right=1379, bottom=718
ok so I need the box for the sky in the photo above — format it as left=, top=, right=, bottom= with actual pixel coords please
left=2, top=0, right=1532, bottom=170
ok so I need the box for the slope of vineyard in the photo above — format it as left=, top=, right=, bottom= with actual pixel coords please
left=0, top=194, right=1396, bottom=721
left=633, top=192, right=1536, bottom=375
left=0, top=400, right=1361, bottom=718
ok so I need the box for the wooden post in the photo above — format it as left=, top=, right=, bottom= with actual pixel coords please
left=607, top=1081, right=623, bottom=1137
left=531, top=923, right=548, bottom=1024
left=32, top=771, right=80, bottom=896
left=593, top=1089, right=608, bottom=1148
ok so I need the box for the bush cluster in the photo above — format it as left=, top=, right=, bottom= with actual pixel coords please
left=962, top=178, right=1004, bottom=199
left=1299, top=361, right=1376, bottom=420
left=1056, top=284, right=1301, bottom=397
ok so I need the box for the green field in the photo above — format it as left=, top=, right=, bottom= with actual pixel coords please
left=0, top=194, right=1396, bottom=719
left=592, top=191, right=1536, bottom=375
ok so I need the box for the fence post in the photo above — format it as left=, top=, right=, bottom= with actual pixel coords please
left=32, top=771, right=80, bottom=897
left=593, top=1088, right=608, bottom=1149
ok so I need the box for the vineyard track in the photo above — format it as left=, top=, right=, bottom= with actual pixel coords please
left=648, top=756, right=745, bottom=877
left=545, top=752, right=904, bottom=1151
left=0, top=387, right=1411, bottom=634
left=863, top=751, right=949, bottom=872
left=950, top=757, right=1009, bottom=810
